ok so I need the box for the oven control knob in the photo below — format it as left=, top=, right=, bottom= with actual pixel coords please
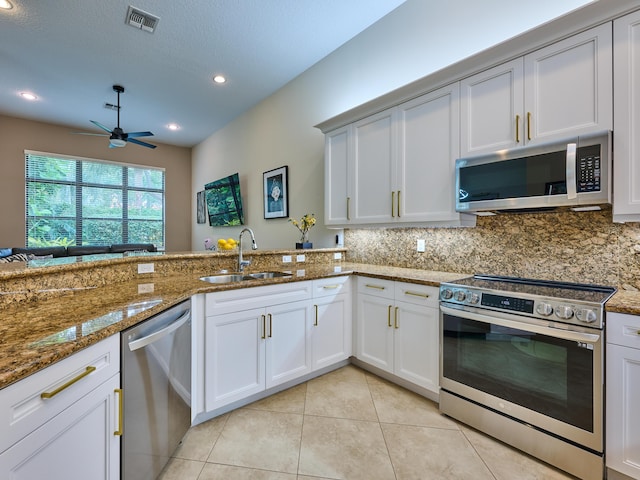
left=555, top=305, right=574, bottom=320
left=454, top=290, right=467, bottom=302
left=467, top=293, right=480, bottom=304
left=536, top=303, right=554, bottom=316
left=575, top=308, right=597, bottom=323
left=440, top=288, right=453, bottom=300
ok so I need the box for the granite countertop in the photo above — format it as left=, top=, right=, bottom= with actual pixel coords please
left=0, top=262, right=466, bottom=390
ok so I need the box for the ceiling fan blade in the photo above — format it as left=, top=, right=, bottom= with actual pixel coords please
left=127, top=137, right=157, bottom=149
left=90, top=120, right=113, bottom=133
left=127, top=131, right=154, bottom=138
left=72, top=132, right=110, bottom=137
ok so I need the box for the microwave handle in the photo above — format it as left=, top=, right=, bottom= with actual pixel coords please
left=566, top=143, right=577, bottom=199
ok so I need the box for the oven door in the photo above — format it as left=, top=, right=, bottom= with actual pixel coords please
left=440, top=304, right=603, bottom=452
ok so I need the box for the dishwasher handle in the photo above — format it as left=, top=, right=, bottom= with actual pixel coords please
left=128, top=309, right=191, bottom=352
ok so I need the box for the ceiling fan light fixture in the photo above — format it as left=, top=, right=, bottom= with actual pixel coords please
left=110, top=138, right=127, bottom=148
left=0, top=0, right=13, bottom=10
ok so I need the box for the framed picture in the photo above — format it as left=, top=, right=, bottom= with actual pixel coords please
left=196, top=190, right=206, bottom=224
left=263, top=166, right=289, bottom=219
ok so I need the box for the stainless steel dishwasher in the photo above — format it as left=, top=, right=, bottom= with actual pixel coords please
left=121, top=299, right=191, bottom=480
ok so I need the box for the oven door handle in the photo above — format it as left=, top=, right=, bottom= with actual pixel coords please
left=440, top=305, right=600, bottom=344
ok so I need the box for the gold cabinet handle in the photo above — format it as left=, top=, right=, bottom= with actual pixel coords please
left=40, top=365, right=96, bottom=399
left=322, top=285, right=340, bottom=290
left=347, top=197, right=351, bottom=221
left=365, top=284, right=385, bottom=290
left=397, top=191, right=401, bottom=218
left=527, top=112, right=532, bottom=141
left=261, top=314, right=266, bottom=339
left=391, top=191, right=395, bottom=218
left=394, top=306, right=399, bottom=329
left=268, top=313, right=273, bottom=338
left=314, top=305, right=318, bottom=326
left=114, top=388, right=123, bottom=436
left=515, top=114, right=520, bottom=143
left=404, top=291, right=430, bottom=299
left=387, top=305, right=393, bottom=327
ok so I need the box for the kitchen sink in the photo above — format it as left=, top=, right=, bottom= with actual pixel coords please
left=247, top=271, right=292, bottom=279
left=199, top=273, right=253, bottom=284
left=199, top=271, right=292, bottom=284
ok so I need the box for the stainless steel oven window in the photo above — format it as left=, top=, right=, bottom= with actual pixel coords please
left=442, top=313, right=594, bottom=432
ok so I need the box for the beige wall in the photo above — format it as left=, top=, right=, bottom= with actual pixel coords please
left=0, top=114, right=192, bottom=251
left=190, top=0, right=592, bottom=250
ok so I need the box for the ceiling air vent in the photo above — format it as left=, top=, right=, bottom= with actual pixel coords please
left=125, top=6, right=159, bottom=33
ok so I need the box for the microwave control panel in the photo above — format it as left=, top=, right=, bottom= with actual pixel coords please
left=577, top=144, right=601, bottom=192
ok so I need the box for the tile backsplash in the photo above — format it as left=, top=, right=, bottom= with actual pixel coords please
left=344, top=208, right=640, bottom=290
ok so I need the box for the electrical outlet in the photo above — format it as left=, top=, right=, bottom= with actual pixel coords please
left=417, top=239, right=426, bottom=253
left=296, top=254, right=306, bottom=262
left=334, top=252, right=342, bottom=260
left=137, top=283, right=155, bottom=294
left=282, top=255, right=292, bottom=263
left=138, top=263, right=155, bottom=274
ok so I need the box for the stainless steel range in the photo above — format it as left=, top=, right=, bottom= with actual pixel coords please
left=439, top=275, right=615, bottom=480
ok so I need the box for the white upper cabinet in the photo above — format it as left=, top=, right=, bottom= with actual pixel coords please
left=324, top=125, right=352, bottom=225
left=461, top=23, right=612, bottom=157
left=324, top=83, right=475, bottom=228
left=613, top=10, right=640, bottom=222
left=460, top=58, right=524, bottom=156
left=352, top=108, right=396, bottom=224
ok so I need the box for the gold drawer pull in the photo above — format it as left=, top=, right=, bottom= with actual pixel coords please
left=515, top=114, right=520, bottom=143
left=365, top=284, right=385, bottom=290
left=527, top=112, right=532, bottom=141
left=314, top=304, right=319, bottom=326
left=114, top=388, right=124, bottom=436
left=391, top=191, right=396, bottom=218
left=387, top=305, right=393, bottom=327
left=261, top=315, right=266, bottom=339
left=405, top=291, right=430, bottom=299
left=347, top=197, right=351, bottom=221
left=394, top=306, right=399, bottom=329
left=41, top=366, right=96, bottom=399
left=323, top=285, right=340, bottom=290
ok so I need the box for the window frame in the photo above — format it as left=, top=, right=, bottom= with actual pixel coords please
left=25, top=150, right=165, bottom=249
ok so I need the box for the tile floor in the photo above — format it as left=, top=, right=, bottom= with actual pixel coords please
left=159, top=365, right=578, bottom=480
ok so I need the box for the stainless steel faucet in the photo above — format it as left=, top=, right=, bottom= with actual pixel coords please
left=238, top=227, right=257, bottom=272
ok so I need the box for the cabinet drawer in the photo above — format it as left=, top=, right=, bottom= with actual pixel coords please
left=313, top=276, right=351, bottom=298
left=0, top=334, right=119, bottom=453
left=206, top=281, right=312, bottom=316
left=357, top=277, right=395, bottom=299
left=607, top=312, right=640, bottom=349
left=395, top=282, right=439, bottom=308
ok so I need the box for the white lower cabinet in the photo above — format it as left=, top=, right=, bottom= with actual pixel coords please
left=311, top=277, right=352, bottom=370
left=356, top=277, right=439, bottom=395
left=0, top=335, right=120, bottom=480
left=204, top=282, right=314, bottom=411
left=606, top=312, right=640, bottom=479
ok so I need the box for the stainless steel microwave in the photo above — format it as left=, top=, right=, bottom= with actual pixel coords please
left=455, top=131, right=611, bottom=214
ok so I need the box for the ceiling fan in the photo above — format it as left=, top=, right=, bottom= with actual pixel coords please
left=75, top=85, right=156, bottom=149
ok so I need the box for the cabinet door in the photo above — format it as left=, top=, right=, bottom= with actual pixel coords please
left=356, top=293, right=394, bottom=373
left=606, top=343, right=640, bottom=478
left=397, top=84, right=461, bottom=222
left=393, top=301, right=439, bottom=393
left=325, top=125, right=352, bottom=225
left=312, top=292, right=352, bottom=371
left=524, top=23, right=612, bottom=144
left=205, top=308, right=266, bottom=411
left=0, top=375, right=120, bottom=480
left=613, top=11, right=640, bottom=222
left=352, top=108, right=396, bottom=224
left=460, top=58, right=524, bottom=156
left=265, top=300, right=313, bottom=389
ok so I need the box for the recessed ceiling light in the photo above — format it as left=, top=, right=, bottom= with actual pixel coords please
left=0, top=0, right=13, bottom=10
left=167, top=123, right=180, bottom=131
left=213, top=75, right=226, bottom=84
left=20, top=92, right=37, bottom=101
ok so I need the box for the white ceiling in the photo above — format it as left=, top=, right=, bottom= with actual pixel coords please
left=0, top=0, right=406, bottom=147
left=0, top=0, right=593, bottom=149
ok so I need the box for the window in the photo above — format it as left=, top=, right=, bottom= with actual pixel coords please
left=25, top=151, right=165, bottom=249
